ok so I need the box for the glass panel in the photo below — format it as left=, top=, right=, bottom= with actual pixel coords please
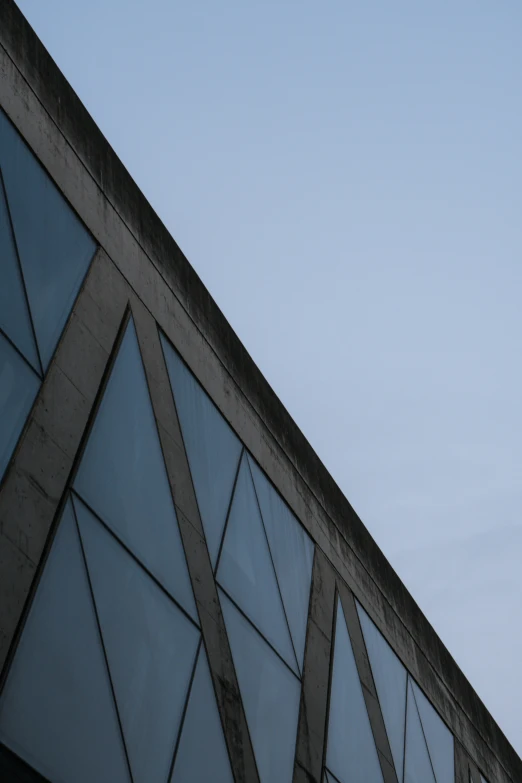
left=74, top=319, right=197, bottom=619
left=170, top=648, right=233, bottom=783
left=0, top=500, right=130, bottom=783
left=75, top=497, right=200, bottom=783
left=326, top=599, right=383, bottom=783
left=0, top=179, right=39, bottom=371
left=161, top=336, right=242, bottom=566
left=404, top=681, right=436, bottom=783
left=217, top=455, right=298, bottom=673
left=412, top=682, right=454, bottom=783
left=0, top=332, right=40, bottom=481
left=249, top=456, right=314, bottom=670
left=220, top=590, right=301, bottom=783
left=0, top=109, right=96, bottom=370
left=357, top=602, right=408, bottom=779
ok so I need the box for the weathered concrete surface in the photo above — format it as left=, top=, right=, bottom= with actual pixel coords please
left=133, top=300, right=260, bottom=783
left=339, top=584, right=398, bottom=783
left=456, top=739, right=484, bottom=783
left=0, top=250, right=128, bottom=674
left=294, top=550, right=336, bottom=783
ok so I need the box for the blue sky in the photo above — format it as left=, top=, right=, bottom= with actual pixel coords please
left=17, top=0, right=522, bottom=754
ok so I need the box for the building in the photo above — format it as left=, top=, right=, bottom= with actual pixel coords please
left=0, top=2, right=519, bottom=782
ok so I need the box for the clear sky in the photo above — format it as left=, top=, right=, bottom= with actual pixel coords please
left=16, top=0, right=522, bottom=755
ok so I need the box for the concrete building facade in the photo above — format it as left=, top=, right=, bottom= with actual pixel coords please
left=0, top=2, right=519, bottom=782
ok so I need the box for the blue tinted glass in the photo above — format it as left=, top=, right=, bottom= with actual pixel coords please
left=0, top=500, right=130, bottom=783
left=0, top=110, right=96, bottom=370
left=0, top=180, right=39, bottom=371
left=357, top=602, right=408, bottom=779
left=74, top=320, right=197, bottom=620
left=75, top=498, right=200, bottom=783
left=161, top=336, right=242, bottom=566
left=170, top=648, right=233, bottom=783
left=0, top=332, right=40, bottom=481
left=217, top=455, right=298, bottom=673
left=327, top=600, right=383, bottom=783
left=412, top=682, right=454, bottom=783
left=220, top=590, right=301, bottom=783
left=404, top=681, right=436, bottom=783
left=249, top=456, right=314, bottom=670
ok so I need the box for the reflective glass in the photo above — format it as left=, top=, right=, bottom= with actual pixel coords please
left=0, top=109, right=96, bottom=370
left=357, top=602, right=408, bottom=779
left=412, top=682, right=454, bottom=783
left=170, top=648, right=233, bottom=783
left=217, top=455, right=298, bottom=673
left=404, top=681, right=436, bottom=783
left=0, top=332, right=40, bottom=481
left=74, top=319, right=197, bottom=619
left=326, top=600, right=383, bottom=783
left=0, top=500, right=130, bottom=783
left=249, top=456, right=314, bottom=670
left=0, top=180, right=39, bottom=371
left=161, top=336, right=243, bottom=566
left=220, top=590, right=301, bottom=783
left=75, top=497, right=200, bottom=783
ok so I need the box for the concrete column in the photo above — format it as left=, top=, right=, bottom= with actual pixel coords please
left=338, top=584, right=398, bottom=783
left=131, top=297, right=260, bottom=783
left=455, top=739, right=482, bottom=783
left=0, top=250, right=128, bottom=677
left=293, top=549, right=336, bottom=783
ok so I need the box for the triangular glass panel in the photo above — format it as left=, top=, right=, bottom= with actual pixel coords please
left=161, top=336, right=243, bottom=566
left=220, top=590, right=301, bottom=783
left=412, top=682, right=454, bottom=783
left=0, top=331, right=40, bottom=482
left=0, top=109, right=96, bottom=370
left=0, top=500, right=131, bottom=783
left=75, top=497, right=200, bottom=783
left=74, top=319, right=197, bottom=619
left=0, top=178, right=39, bottom=372
left=249, top=456, right=314, bottom=670
left=170, top=647, right=234, bottom=783
left=326, top=599, right=384, bottom=783
left=357, top=601, right=408, bottom=780
left=217, top=455, right=298, bottom=674
left=404, top=681, right=436, bottom=783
